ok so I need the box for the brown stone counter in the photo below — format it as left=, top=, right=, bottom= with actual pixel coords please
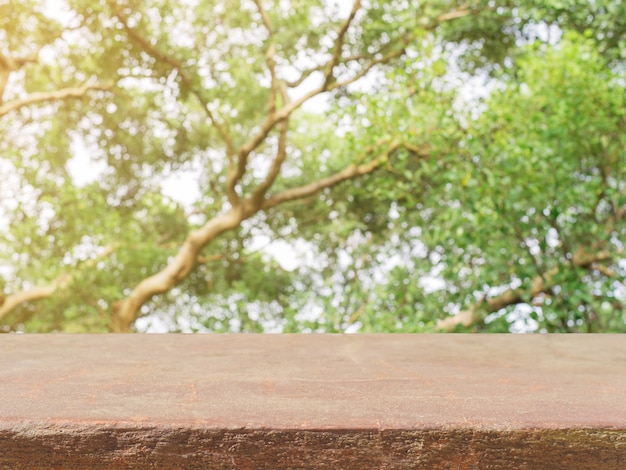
left=1, top=334, right=625, bottom=468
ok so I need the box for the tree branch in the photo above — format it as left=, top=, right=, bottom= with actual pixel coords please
left=435, top=248, right=614, bottom=332
left=262, top=141, right=402, bottom=210
left=0, top=82, right=113, bottom=117
left=0, top=245, right=118, bottom=322
left=284, top=64, right=325, bottom=88
left=327, top=47, right=406, bottom=92
left=111, top=209, right=249, bottom=332
left=433, top=5, right=472, bottom=24
left=226, top=4, right=282, bottom=207
left=250, top=92, right=289, bottom=205
left=252, top=0, right=273, bottom=35
left=323, top=0, right=361, bottom=88
left=283, top=3, right=471, bottom=89
left=250, top=29, right=291, bottom=206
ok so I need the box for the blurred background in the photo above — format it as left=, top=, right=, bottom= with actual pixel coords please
left=0, top=0, right=624, bottom=333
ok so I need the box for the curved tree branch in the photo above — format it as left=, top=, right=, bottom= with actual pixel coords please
left=110, top=208, right=249, bottom=332
left=0, top=82, right=113, bottom=117
left=110, top=140, right=415, bottom=332
left=435, top=248, right=615, bottom=332
left=0, top=274, right=72, bottom=321
left=0, top=245, right=118, bottom=322
left=262, top=141, right=403, bottom=210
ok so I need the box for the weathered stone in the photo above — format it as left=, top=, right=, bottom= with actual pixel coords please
left=1, top=334, right=625, bottom=468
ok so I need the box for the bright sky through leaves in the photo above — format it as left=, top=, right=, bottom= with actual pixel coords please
left=0, top=0, right=624, bottom=333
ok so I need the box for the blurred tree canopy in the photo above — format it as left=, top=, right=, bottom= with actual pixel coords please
left=0, top=0, right=624, bottom=333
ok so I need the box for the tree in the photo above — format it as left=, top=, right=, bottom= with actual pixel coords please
left=0, top=0, right=624, bottom=333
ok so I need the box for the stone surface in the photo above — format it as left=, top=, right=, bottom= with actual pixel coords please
left=0, top=334, right=625, bottom=468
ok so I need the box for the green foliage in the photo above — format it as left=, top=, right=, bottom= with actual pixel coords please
left=0, top=1, right=624, bottom=333
left=354, top=31, right=626, bottom=333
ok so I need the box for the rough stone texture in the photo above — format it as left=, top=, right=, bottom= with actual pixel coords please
left=0, top=334, right=625, bottom=469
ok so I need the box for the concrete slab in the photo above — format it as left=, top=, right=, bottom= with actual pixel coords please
left=0, top=334, right=625, bottom=468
